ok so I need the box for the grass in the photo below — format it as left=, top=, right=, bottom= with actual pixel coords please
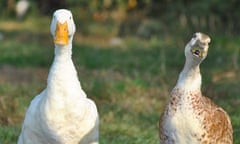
left=0, top=17, right=239, bottom=144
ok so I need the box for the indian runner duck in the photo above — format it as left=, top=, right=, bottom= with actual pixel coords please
left=159, top=32, right=233, bottom=144
left=18, top=9, right=99, bottom=144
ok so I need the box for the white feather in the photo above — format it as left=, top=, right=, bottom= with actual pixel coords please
left=18, top=9, right=99, bottom=144
left=16, top=0, right=30, bottom=19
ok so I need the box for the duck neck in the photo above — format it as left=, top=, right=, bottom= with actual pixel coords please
left=46, top=43, right=84, bottom=99
left=176, top=58, right=202, bottom=93
left=54, top=43, right=72, bottom=59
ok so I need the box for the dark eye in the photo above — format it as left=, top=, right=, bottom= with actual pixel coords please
left=193, top=34, right=197, bottom=38
left=69, top=17, right=72, bottom=20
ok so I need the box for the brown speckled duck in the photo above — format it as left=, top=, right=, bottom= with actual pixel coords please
left=159, top=32, right=233, bottom=144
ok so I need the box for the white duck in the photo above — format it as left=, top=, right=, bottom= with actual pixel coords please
left=159, top=32, right=233, bottom=144
left=18, top=9, right=99, bottom=144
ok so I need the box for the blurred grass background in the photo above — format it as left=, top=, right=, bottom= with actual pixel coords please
left=0, top=0, right=239, bottom=143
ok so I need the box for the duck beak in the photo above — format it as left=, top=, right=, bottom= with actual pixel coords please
left=191, top=38, right=209, bottom=59
left=54, top=21, right=68, bottom=45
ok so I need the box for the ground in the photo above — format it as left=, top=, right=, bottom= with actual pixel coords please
left=0, top=17, right=239, bottom=144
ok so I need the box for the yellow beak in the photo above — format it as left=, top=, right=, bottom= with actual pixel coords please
left=54, top=21, right=69, bottom=45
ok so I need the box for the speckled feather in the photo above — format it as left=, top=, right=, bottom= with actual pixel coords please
left=159, top=32, right=233, bottom=144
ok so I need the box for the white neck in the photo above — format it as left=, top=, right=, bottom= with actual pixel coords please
left=46, top=43, right=84, bottom=99
left=54, top=43, right=72, bottom=58
left=176, top=58, right=202, bottom=93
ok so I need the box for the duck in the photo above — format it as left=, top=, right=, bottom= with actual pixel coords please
left=17, top=9, right=99, bottom=144
left=16, top=0, right=30, bottom=20
left=159, top=32, right=233, bottom=144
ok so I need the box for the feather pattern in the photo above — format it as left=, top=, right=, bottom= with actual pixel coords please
left=159, top=32, right=233, bottom=144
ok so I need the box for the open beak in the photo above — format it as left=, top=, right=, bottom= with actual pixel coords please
left=191, top=40, right=209, bottom=58
left=54, top=21, right=69, bottom=45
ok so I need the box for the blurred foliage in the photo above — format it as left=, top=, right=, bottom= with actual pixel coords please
left=1, top=0, right=240, bottom=36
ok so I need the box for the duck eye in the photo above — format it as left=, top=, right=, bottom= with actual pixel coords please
left=69, top=17, right=72, bottom=20
left=193, top=34, right=197, bottom=38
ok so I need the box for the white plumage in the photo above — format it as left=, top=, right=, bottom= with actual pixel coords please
left=18, top=9, right=99, bottom=144
left=16, top=0, right=30, bottom=19
left=159, top=32, right=233, bottom=144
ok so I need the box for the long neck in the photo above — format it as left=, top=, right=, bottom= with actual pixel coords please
left=54, top=43, right=72, bottom=58
left=176, top=58, right=202, bottom=93
left=46, top=44, right=84, bottom=99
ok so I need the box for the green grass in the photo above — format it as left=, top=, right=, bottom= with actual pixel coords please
left=0, top=18, right=239, bottom=144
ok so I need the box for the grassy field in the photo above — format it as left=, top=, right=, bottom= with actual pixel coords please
left=0, top=17, right=239, bottom=144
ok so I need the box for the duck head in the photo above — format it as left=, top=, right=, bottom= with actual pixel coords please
left=185, top=32, right=211, bottom=64
left=50, top=9, right=76, bottom=46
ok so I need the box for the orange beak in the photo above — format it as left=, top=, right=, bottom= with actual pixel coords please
left=54, top=21, right=69, bottom=45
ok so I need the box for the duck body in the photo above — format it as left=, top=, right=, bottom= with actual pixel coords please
left=160, top=87, right=232, bottom=144
left=159, top=33, right=233, bottom=144
left=18, top=9, right=99, bottom=144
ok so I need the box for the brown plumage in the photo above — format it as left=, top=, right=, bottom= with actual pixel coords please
left=159, top=32, right=233, bottom=144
